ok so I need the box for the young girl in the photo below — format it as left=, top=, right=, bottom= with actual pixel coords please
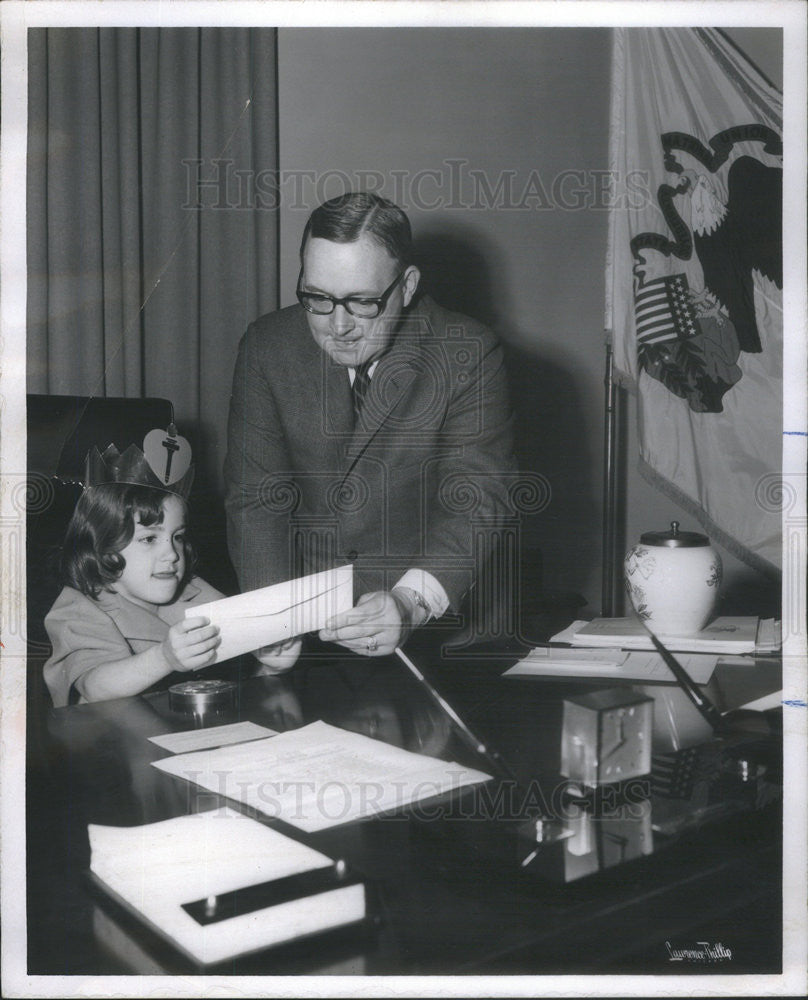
left=43, top=480, right=227, bottom=706
left=44, top=454, right=299, bottom=707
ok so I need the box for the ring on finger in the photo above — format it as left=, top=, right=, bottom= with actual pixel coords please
left=367, top=636, right=378, bottom=653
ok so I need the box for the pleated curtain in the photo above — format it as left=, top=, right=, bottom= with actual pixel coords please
left=27, top=27, right=279, bottom=489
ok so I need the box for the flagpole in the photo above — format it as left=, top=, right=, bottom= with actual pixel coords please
left=602, top=28, right=621, bottom=619
left=601, top=337, right=618, bottom=617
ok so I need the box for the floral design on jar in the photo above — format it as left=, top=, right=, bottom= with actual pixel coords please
left=624, top=579, right=650, bottom=620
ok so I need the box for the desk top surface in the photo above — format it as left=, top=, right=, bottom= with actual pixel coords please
left=27, top=633, right=783, bottom=977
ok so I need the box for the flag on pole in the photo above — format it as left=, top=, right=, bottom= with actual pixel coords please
left=606, top=28, right=783, bottom=574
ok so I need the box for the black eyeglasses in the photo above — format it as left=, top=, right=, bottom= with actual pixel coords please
left=296, top=269, right=406, bottom=319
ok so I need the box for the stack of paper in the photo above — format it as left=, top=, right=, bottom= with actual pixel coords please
left=551, top=617, right=761, bottom=655
left=504, top=646, right=718, bottom=684
left=89, top=808, right=366, bottom=966
left=153, top=720, right=492, bottom=832
left=755, top=618, right=782, bottom=654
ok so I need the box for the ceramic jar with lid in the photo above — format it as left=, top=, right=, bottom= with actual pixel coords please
left=624, top=521, right=722, bottom=635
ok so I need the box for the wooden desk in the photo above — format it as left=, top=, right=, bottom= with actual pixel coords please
left=26, top=634, right=782, bottom=976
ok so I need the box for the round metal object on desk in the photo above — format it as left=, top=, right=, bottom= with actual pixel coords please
left=169, top=679, right=237, bottom=715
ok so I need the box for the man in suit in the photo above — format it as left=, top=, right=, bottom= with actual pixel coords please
left=224, top=192, right=516, bottom=666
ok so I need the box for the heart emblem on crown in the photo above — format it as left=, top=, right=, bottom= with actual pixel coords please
left=142, top=425, right=193, bottom=486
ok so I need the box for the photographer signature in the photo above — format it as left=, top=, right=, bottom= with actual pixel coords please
left=667, top=941, right=732, bottom=962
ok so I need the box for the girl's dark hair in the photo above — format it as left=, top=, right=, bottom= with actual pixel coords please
left=61, top=484, right=195, bottom=598
left=300, top=192, right=413, bottom=269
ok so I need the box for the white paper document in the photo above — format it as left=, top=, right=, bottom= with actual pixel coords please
left=152, top=720, right=492, bottom=832
left=550, top=617, right=758, bottom=654
left=505, top=647, right=718, bottom=683
left=148, top=721, right=277, bottom=754
left=88, top=808, right=365, bottom=965
left=186, top=565, right=353, bottom=663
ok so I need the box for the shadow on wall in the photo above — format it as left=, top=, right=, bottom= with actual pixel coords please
left=502, top=342, right=599, bottom=606
left=414, top=231, right=499, bottom=328
left=414, top=227, right=599, bottom=610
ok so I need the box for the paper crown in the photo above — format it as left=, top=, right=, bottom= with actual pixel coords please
left=85, top=424, right=194, bottom=499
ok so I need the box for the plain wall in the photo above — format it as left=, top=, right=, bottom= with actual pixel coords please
left=276, top=26, right=782, bottom=614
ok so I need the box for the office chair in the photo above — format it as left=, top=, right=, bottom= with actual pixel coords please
left=26, top=394, right=175, bottom=720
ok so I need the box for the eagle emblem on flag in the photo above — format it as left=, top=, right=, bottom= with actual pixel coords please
left=630, top=126, right=782, bottom=414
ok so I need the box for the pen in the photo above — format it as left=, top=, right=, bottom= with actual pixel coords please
left=394, top=647, right=487, bottom=753
left=639, top=625, right=726, bottom=732
left=394, top=647, right=520, bottom=784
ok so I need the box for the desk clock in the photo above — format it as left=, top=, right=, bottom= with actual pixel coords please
left=560, top=688, right=653, bottom=787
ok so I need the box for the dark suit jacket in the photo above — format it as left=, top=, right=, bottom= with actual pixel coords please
left=224, top=295, right=517, bottom=610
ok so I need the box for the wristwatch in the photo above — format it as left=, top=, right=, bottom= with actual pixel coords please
left=392, top=586, right=433, bottom=627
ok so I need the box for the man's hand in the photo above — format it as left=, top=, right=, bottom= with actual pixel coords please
left=319, top=590, right=415, bottom=656
left=254, top=636, right=302, bottom=674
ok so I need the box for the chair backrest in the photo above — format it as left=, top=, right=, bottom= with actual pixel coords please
left=26, top=394, right=175, bottom=658
left=28, top=394, right=175, bottom=482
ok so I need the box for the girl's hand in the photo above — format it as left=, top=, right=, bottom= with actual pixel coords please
left=162, top=617, right=221, bottom=672
left=254, top=636, right=302, bottom=674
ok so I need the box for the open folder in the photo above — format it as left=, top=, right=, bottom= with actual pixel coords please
left=186, top=565, right=353, bottom=664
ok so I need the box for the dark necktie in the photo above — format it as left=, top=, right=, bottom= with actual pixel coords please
left=351, top=362, right=372, bottom=426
